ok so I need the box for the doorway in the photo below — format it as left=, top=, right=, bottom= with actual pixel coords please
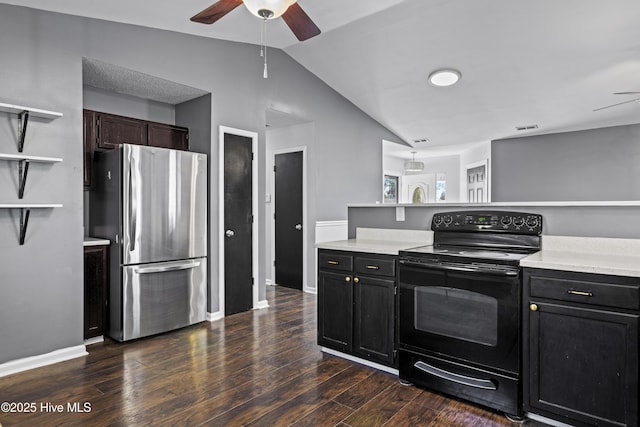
left=219, top=126, right=259, bottom=316
left=271, top=147, right=307, bottom=291
left=466, top=159, right=489, bottom=203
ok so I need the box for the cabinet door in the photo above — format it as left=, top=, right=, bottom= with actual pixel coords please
left=526, top=301, right=638, bottom=427
left=97, top=113, right=147, bottom=149
left=317, top=270, right=353, bottom=352
left=84, top=246, right=108, bottom=339
left=148, top=123, right=189, bottom=151
left=83, top=110, right=95, bottom=187
left=354, top=275, right=395, bottom=366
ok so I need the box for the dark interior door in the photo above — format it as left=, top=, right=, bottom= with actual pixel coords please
left=224, top=133, right=253, bottom=315
left=274, top=151, right=303, bottom=290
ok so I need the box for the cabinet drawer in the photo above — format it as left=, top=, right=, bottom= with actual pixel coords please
left=530, top=274, right=640, bottom=310
left=319, top=252, right=353, bottom=272
left=355, top=256, right=396, bottom=277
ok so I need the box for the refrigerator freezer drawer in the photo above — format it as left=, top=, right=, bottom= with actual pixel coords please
left=111, top=258, right=207, bottom=342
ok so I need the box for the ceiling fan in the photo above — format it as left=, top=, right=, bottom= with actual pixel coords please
left=191, top=0, right=321, bottom=41
left=593, top=92, right=640, bottom=112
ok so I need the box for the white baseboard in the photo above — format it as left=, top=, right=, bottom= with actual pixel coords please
left=207, top=311, right=224, bottom=322
left=266, top=279, right=274, bottom=286
left=525, top=412, right=573, bottom=427
left=84, top=336, right=104, bottom=346
left=321, top=347, right=399, bottom=376
left=0, top=345, right=88, bottom=378
left=303, top=286, right=317, bottom=295
left=254, top=299, right=269, bottom=310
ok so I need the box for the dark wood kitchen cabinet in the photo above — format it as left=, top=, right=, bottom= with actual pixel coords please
left=83, top=109, right=189, bottom=186
left=523, top=268, right=639, bottom=427
left=148, top=122, right=189, bottom=151
left=318, top=249, right=396, bottom=367
left=84, top=244, right=109, bottom=339
left=96, top=111, right=148, bottom=149
left=83, top=109, right=95, bottom=187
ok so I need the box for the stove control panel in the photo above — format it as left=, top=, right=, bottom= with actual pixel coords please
left=431, top=210, right=542, bottom=234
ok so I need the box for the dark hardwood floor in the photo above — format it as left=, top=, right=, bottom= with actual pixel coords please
left=0, top=286, right=543, bottom=426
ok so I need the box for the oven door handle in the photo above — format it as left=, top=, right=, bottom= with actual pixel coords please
left=399, top=260, right=518, bottom=277
left=414, top=361, right=497, bottom=390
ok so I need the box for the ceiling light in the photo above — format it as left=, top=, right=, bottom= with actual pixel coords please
left=404, top=151, right=425, bottom=172
left=243, top=0, right=297, bottom=78
left=428, top=69, right=461, bottom=87
left=243, top=0, right=296, bottom=19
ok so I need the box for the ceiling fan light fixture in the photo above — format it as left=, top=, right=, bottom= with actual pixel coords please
left=428, top=69, right=461, bottom=87
left=404, top=151, right=425, bottom=172
left=243, top=0, right=296, bottom=19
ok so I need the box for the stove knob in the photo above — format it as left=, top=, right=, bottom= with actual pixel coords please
left=443, top=215, right=453, bottom=225
left=526, top=217, right=539, bottom=228
left=501, top=216, right=512, bottom=226
left=513, top=216, right=524, bottom=226
left=433, top=215, right=442, bottom=225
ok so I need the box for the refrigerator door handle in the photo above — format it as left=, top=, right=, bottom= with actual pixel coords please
left=134, top=260, right=201, bottom=274
left=129, top=156, right=137, bottom=252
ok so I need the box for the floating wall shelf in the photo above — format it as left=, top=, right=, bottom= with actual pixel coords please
left=0, top=153, right=63, bottom=199
left=1, top=101, right=64, bottom=245
left=0, top=102, right=63, bottom=152
left=0, top=204, right=63, bottom=245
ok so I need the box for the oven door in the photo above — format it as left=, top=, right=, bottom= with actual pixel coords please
left=398, top=259, right=521, bottom=374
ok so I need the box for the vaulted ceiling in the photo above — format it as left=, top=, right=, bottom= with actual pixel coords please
left=3, top=0, right=640, bottom=158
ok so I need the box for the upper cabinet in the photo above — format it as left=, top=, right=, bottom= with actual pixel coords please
left=148, top=122, right=189, bottom=151
left=96, top=112, right=148, bottom=149
left=83, top=109, right=189, bottom=186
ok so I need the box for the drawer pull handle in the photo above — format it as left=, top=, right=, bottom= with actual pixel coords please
left=366, top=265, right=380, bottom=270
left=354, top=277, right=360, bottom=284
left=327, top=260, right=339, bottom=265
left=345, top=276, right=351, bottom=283
left=567, top=290, right=593, bottom=297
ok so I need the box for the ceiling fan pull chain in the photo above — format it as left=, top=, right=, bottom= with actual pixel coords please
left=263, top=17, right=268, bottom=78
left=260, top=17, right=265, bottom=57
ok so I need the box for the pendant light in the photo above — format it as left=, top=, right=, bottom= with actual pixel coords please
left=404, top=151, right=425, bottom=172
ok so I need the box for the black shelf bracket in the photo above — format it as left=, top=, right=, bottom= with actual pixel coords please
left=19, top=208, right=31, bottom=245
left=18, top=110, right=29, bottom=153
left=18, top=159, right=30, bottom=199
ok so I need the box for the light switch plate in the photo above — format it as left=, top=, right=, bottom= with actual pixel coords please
left=396, top=206, right=405, bottom=221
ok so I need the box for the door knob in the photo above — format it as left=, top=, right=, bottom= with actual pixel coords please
left=225, top=229, right=235, bottom=238
left=295, top=223, right=302, bottom=230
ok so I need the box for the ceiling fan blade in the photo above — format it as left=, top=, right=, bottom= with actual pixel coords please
left=593, top=98, right=640, bottom=112
left=191, top=0, right=243, bottom=24
left=613, top=91, right=640, bottom=95
left=282, top=3, right=321, bottom=41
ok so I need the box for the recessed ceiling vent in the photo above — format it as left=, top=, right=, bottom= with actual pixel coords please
left=516, top=124, right=539, bottom=131
left=413, top=138, right=429, bottom=144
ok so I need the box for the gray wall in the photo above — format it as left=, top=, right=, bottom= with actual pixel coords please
left=348, top=205, right=640, bottom=240
left=492, top=124, right=640, bottom=202
left=0, top=4, right=400, bottom=364
left=83, top=86, right=176, bottom=124
left=176, top=95, right=213, bottom=310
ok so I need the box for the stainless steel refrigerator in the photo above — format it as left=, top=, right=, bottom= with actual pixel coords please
left=90, top=144, right=207, bottom=342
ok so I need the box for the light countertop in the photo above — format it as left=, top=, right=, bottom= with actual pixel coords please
left=83, top=237, right=110, bottom=247
left=521, top=236, right=640, bottom=277
left=316, top=227, right=433, bottom=255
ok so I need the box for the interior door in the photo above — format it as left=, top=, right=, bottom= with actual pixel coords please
left=274, top=151, right=303, bottom=290
left=224, top=133, right=253, bottom=315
